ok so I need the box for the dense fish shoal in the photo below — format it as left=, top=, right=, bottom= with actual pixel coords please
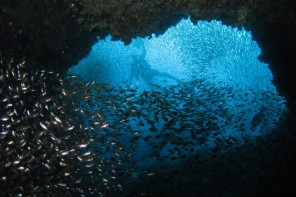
left=0, top=58, right=289, bottom=196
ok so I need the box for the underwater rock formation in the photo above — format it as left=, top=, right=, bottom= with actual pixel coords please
left=1, top=1, right=296, bottom=196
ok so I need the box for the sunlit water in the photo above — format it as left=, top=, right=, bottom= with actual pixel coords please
left=69, top=18, right=287, bottom=169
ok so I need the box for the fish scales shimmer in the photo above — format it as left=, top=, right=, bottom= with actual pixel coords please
left=0, top=58, right=288, bottom=196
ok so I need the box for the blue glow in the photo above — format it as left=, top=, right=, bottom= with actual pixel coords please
left=70, top=19, right=274, bottom=91
left=69, top=18, right=287, bottom=168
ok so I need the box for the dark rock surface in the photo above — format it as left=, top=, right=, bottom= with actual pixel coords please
left=1, top=1, right=296, bottom=195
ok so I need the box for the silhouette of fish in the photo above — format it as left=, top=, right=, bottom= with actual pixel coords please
left=251, top=111, right=265, bottom=129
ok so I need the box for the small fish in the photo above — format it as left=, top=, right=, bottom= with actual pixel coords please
left=251, top=111, right=265, bottom=129
left=67, top=126, right=75, bottom=130
left=40, top=122, right=48, bottom=130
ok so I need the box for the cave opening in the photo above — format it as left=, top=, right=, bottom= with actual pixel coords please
left=65, top=17, right=288, bottom=185
left=2, top=1, right=296, bottom=195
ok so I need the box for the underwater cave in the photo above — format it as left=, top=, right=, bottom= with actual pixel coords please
left=1, top=1, right=296, bottom=196
left=69, top=18, right=287, bottom=141
left=63, top=18, right=288, bottom=194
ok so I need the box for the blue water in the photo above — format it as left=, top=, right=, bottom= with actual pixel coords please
left=68, top=18, right=287, bottom=173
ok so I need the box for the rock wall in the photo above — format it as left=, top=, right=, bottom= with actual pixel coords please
left=0, top=0, right=295, bottom=101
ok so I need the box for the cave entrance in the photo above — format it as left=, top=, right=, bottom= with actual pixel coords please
left=67, top=18, right=287, bottom=167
